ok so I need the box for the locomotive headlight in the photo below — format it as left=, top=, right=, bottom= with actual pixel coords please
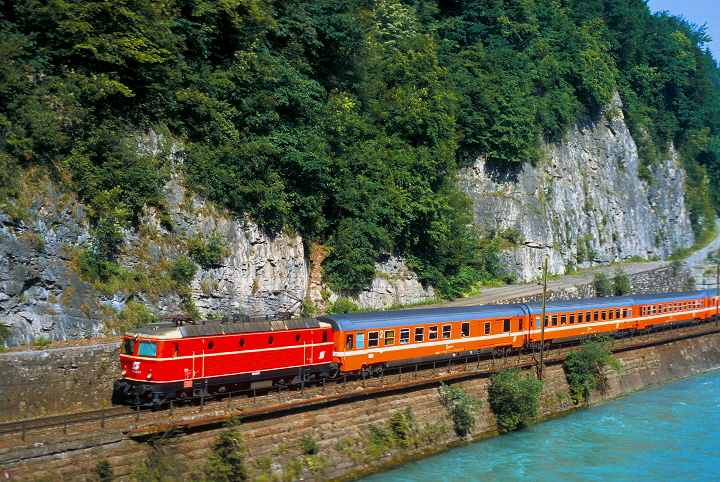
left=146, top=371, right=152, bottom=380
left=121, top=368, right=127, bottom=376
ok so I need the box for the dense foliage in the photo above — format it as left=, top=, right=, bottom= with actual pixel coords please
left=564, top=336, right=623, bottom=403
left=1, top=0, right=719, bottom=296
left=488, top=367, right=543, bottom=433
left=438, top=382, right=484, bottom=436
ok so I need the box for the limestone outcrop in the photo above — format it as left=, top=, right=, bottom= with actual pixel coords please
left=458, top=99, right=694, bottom=281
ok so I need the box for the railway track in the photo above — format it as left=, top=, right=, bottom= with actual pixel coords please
left=1, top=319, right=717, bottom=445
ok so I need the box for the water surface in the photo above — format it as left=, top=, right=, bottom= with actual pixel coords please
left=362, top=369, right=720, bottom=481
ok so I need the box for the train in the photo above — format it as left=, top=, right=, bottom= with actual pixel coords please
left=113, top=289, right=719, bottom=404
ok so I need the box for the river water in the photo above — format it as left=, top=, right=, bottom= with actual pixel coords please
left=362, top=369, right=720, bottom=481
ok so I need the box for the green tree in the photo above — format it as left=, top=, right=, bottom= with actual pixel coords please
left=593, top=272, right=612, bottom=297
left=612, top=268, right=631, bottom=296
left=488, top=367, right=543, bottom=433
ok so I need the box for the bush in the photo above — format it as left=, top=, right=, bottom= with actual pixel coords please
left=169, top=255, right=198, bottom=286
left=593, top=272, right=612, bottom=297
left=33, top=337, right=52, bottom=348
left=326, top=297, right=359, bottom=314
left=388, top=408, right=414, bottom=447
left=488, top=367, right=543, bottom=433
left=564, top=336, right=623, bottom=403
left=612, top=268, right=631, bottom=296
left=93, top=459, right=114, bottom=482
left=438, top=382, right=483, bottom=437
left=0, top=324, right=10, bottom=343
left=300, top=435, right=319, bottom=455
left=204, top=419, right=248, bottom=481
left=111, top=300, right=157, bottom=334
left=189, top=231, right=228, bottom=266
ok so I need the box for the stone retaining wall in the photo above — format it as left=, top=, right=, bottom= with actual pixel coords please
left=0, top=344, right=118, bottom=422
left=3, top=331, right=720, bottom=481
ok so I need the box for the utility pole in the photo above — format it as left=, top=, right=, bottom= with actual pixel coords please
left=539, top=257, right=548, bottom=380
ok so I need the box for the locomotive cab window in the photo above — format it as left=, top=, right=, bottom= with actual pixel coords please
left=122, top=339, right=136, bottom=355
left=503, top=319, right=511, bottom=332
left=415, top=327, right=424, bottom=342
left=137, top=341, right=157, bottom=357
left=385, top=330, right=395, bottom=346
left=442, top=325, right=452, bottom=339
left=461, top=322, right=470, bottom=337
left=323, top=331, right=328, bottom=343
left=368, top=331, right=379, bottom=348
left=429, top=326, right=439, bottom=340
left=400, top=328, right=410, bottom=344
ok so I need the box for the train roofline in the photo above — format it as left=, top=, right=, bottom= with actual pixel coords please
left=317, top=304, right=530, bottom=331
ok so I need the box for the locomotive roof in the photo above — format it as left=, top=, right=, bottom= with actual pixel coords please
left=317, top=304, right=529, bottom=331
left=125, top=317, right=324, bottom=339
left=523, top=296, right=634, bottom=315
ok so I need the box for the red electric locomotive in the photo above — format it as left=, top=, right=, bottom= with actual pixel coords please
left=113, top=315, right=334, bottom=404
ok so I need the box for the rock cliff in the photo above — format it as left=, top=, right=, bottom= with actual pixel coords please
left=0, top=102, right=696, bottom=346
left=458, top=99, right=694, bottom=281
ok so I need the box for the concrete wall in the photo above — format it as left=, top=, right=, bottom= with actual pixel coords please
left=3, top=331, right=720, bottom=481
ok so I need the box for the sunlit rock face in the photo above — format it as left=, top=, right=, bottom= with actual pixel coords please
left=458, top=98, right=694, bottom=282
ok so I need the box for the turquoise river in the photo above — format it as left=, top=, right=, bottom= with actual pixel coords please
left=362, top=368, right=720, bottom=481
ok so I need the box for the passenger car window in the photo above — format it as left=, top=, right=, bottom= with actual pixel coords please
left=368, top=331, right=379, bottom=347
left=503, top=319, right=511, bottom=332
left=429, top=326, right=438, bottom=340
left=384, top=330, right=395, bottom=345
left=356, top=333, right=365, bottom=349
left=346, top=334, right=353, bottom=350
left=442, top=325, right=452, bottom=339
left=400, top=328, right=410, bottom=344
left=484, top=322, right=491, bottom=335
left=461, top=322, right=470, bottom=337
left=415, top=327, right=424, bottom=342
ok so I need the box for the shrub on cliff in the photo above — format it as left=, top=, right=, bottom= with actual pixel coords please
left=488, top=367, right=543, bottom=433
left=439, top=382, right=484, bottom=437
left=564, top=336, right=623, bottom=403
left=204, top=419, right=249, bottom=481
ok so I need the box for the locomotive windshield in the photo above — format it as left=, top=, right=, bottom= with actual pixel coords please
left=122, top=339, right=135, bottom=355
left=137, top=341, right=158, bottom=357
